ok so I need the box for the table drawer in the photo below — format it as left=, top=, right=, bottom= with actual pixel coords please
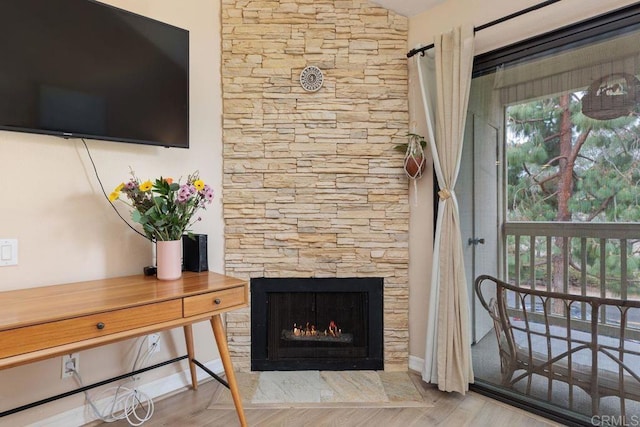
left=0, top=300, right=182, bottom=359
left=183, top=286, right=246, bottom=317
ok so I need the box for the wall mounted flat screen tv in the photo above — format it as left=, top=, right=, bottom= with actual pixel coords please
left=0, top=0, right=189, bottom=148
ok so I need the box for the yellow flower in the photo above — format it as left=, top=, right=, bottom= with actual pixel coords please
left=139, top=180, right=153, bottom=192
left=108, top=183, right=125, bottom=202
left=193, top=179, right=205, bottom=191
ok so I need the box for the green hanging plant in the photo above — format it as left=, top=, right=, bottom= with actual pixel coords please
left=394, top=132, right=427, bottom=153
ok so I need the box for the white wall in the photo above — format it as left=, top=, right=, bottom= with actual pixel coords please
left=407, top=0, right=639, bottom=364
left=0, top=0, right=223, bottom=425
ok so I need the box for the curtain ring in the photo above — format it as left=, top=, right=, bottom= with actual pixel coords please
left=438, top=189, right=452, bottom=200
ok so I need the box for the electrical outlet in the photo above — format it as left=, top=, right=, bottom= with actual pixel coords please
left=147, top=333, right=161, bottom=354
left=61, top=353, right=79, bottom=379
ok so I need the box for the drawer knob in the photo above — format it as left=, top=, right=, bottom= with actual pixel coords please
left=96, top=322, right=105, bottom=330
left=214, top=298, right=221, bottom=305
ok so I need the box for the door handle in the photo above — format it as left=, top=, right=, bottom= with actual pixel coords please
left=468, top=238, right=485, bottom=246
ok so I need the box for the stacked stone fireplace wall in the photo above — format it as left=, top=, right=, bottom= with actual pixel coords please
left=221, top=0, right=409, bottom=371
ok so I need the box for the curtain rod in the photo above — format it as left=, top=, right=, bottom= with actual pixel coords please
left=406, top=0, right=562, bottom=58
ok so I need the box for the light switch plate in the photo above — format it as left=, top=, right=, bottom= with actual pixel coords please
left=0, top=239, right=18, bottom=266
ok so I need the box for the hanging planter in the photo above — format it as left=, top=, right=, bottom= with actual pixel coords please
left=395, top=133, right=427, bottom=179
left=404, top=148, right=426, bottom=179
left=395, top=132, right=428, bottom=206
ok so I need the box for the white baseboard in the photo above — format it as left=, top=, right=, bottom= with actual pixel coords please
left=29, top=358, right=224, bottom=427
left=408, top=355, right=424, bottom=373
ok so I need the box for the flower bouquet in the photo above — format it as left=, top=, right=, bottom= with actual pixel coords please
left=110, top=170, right=214, bottom=242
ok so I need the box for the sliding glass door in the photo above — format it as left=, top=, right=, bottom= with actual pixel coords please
left=466, top=5, right=640, bottom=424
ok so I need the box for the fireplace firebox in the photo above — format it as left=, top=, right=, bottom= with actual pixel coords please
left=251, top=277, right=383, bottom=371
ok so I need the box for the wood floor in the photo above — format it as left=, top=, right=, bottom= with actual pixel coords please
left=95, top=372, right=563, bottom=427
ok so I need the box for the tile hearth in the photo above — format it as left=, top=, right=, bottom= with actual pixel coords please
left=254, top=371, right=388, bottom=403
left=208, top=371, right=426, bottom=407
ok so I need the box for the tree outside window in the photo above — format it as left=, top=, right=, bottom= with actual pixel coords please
left=506, top=85, right=640, bottom=298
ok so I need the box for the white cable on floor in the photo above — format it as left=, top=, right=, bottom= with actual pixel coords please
left=71, top=335, right=160, bottom=425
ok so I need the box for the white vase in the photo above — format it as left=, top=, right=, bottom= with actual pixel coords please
left=156, top=240, right=182, bottom=280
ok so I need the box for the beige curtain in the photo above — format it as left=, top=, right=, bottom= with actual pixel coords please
left=418, top=25, right=475, bottom=394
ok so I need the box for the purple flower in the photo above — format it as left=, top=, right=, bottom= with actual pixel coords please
left=125, top=180, right=136, bottom=190
left=177, top=184, right=193, bottom=203
left=202, top=185, right=214, bottom=202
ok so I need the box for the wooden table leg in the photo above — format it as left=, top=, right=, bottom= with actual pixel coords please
left=183, top=324, right=198, bottom=389
left=211, top=314, right=247, bottom=427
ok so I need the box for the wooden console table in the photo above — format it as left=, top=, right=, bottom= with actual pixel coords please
left=0, top=271, right=248, bottom=426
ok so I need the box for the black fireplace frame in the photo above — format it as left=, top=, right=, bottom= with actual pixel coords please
left=251, top=277, right=384, bottom=371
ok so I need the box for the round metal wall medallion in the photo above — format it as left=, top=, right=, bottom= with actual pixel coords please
left=300, top=66, right=324, bottom=92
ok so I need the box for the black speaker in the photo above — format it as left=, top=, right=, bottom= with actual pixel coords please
left=182, top=234, right=208, bottom=272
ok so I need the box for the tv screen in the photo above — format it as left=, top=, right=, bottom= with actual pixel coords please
left=0, top=0, right=189, bottom=148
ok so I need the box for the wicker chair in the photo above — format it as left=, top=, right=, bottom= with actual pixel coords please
left=475, top=274, right=640, bottom=415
